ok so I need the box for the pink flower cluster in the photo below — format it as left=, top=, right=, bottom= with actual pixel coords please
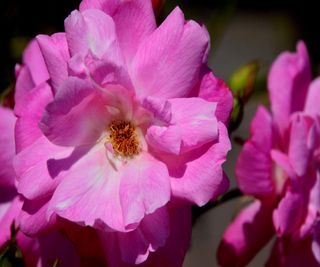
left=2, top=0, right=318, bottom=265
left=1, top=0, right=232, bottom=266
left=218, top=42, right=320, bottom=266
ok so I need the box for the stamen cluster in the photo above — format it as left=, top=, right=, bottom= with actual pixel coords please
left=108, top=120, right=140, bottom=158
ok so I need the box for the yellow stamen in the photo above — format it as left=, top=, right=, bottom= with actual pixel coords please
left=108, top=120, right=140, bottom=158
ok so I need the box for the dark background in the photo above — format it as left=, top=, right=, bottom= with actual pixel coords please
left=1, top=0, right=319, bottom=91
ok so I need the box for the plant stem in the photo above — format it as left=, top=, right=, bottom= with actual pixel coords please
left=192, top=188, right=242, bottom=225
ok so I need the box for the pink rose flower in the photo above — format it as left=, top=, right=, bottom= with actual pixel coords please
left=218, top=41, right=320, bottom=266
left=14, top=0, right=232, bottom=265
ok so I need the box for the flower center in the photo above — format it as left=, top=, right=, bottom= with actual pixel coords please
left=108, top=120, right=141, bottom=158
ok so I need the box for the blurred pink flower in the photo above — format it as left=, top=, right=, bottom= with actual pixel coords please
left=13, top=0, right=232, bottom=265
left=218, top=41, right=320, bottom=267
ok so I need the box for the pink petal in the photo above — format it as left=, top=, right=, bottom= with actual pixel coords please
left=65, top=12, right=131, bottom=89
left=14, top=39, right=49, bottom=105
left=217, top=201, right=274, bottom=267
left=130, top=7, right=209, bottom=100
left=119, top=152, right=171, bottom=227
left=305, top=78, right=320, bottom=117
left=298, top=197, right=319, bottom=240
left=64, top=9, right=121, bottom=60
left=48, top=146, right=170, bottom=232
left=14, top=136, right=73, bottom=200
left=146, top=97, right=218, bottom=155
left=139, top=205, right=192, bottom=267
left=270, top=162, right=316, bottom=238
left=273, top=189, right=306, bottom=236
left=80, top=0, right=156, bottom=63
left=36, top=33, right=70, bottom=93
left=158, top=122, right=230, bottom=206
left=0, top=107, right=16, bottom=188
left=14, top=82, right=53, bottom=153
left=170, top=98, right=218, bottom=152
left=198, top=70, right=233, bottom=125
left=70, top=52, right=132, bottom=90
left=236, top=106, right=275, bottom=199
left=14, top=66, right=35, bottom=106
left=268, top=41, right=312, bottom=132
left=288, top=114, right=316, bottom=177
left=22, top=39, right=50, bottom=86
left=18, top=197, right=57, bottom=236
left=40, top=77, right=109, bottom=147
left=146, top=125, right=181, bottom=155
left=100, top=207, right=170, bottom=266
left=46, top=145, right=123, bottom=232
left=271, top=150, right=295, bottom=179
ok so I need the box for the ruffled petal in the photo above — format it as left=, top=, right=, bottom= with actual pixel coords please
left=268, top=41, right=312, bottom=132
left=40, top=77, right=109, bottom=147
left=14, top=39, right=49, bottom=106
left=100, top=207, right=169, bottom=266
left=18, top=197, right=58, bottom=236
left=47, top=144, right=125, bottom=231
left=14, top=66, right=36, bottom=107
left=130, top=7, right=209, bottom=100
left=48, top=145, right=170, bottom=232
left=36, top=33, right=70, bottom=93
left=198, top=70, right=233, bottom=125
left=297, top=172, right=319, bottom=238
left=236, top=106, right=275, bottom=199
left=22, top=39, right=49, bottom=86
left=273, top=189, right=306, bottom=236
left=139, top=205, right=191, bottom=267
left=305, top=78, right=320, bottom=117
left=119, top=153, right=170, bottom=227
left=288, top=114, right=316, bottom=177
left=14, top=136, right=74, bottom=200
left=64, top=9, right=121, bottom=60
left=146, top=97, right=218, bottom=155
left=14, top=82, right=53, bottom=153
left=155, top=122, right=230, bottom=206
left=79, top=0, right=156, bottom=63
